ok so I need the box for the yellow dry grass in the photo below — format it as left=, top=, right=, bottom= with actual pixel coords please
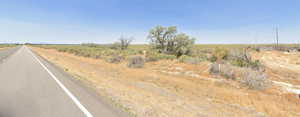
left=31, top=47, right=300, bottom=117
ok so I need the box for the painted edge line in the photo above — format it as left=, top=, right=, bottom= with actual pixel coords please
left=25, top=46, right=93, bottom=117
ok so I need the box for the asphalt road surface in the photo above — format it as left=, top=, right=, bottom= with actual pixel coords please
left=0, top=46, right=128, bottom=117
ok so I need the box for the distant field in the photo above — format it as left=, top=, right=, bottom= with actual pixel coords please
left=0, top=44, right=17, bottom=49
left=31, top=43, right=299, bottom=62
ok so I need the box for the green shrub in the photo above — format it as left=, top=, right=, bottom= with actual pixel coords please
left=228, top=49, right=264, bottom=71
left=209, top=56, right=217, bottom=62
left=231, top=59, right=248, bottom=67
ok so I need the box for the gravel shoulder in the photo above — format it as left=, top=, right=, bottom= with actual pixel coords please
left=0, top=46, right=20, bottom=63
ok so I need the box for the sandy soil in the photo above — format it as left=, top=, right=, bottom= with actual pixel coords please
left=0, top=47, right=8, bottom=50
left=253, top=51, right=300, bottom=94
left=31, top=47, right=300, bottom=117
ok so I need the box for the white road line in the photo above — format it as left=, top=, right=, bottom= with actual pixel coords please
left=25, top=46, right=93, bottom=117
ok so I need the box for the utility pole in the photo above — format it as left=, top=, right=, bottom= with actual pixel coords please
left=275, top=26, right=279, bottom=49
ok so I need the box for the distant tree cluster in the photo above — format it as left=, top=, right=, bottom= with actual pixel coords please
left=111, top=36, right=133, bottom=50
left=109, top=25, right=196, bottom=58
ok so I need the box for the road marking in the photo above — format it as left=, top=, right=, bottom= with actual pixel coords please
left=25, top=46, right=93, bottom=117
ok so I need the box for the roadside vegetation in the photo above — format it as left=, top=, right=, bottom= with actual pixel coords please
left=31, top=25, right=299, bottom=90
left=30, top=26, right=300, bottom=117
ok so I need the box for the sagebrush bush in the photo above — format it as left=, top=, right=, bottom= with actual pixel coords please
left=107, top=55, right=124, bottom=63
left=128, top=56, right=145, bottom=68
left=209, top=63, right=236, bottom=80
left=221, top=64, right=236, bottom=80
left=209, top=63, right=220, bottom=75
left=241, top=69, right=268, bottom=90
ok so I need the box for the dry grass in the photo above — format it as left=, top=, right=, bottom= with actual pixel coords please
left=31, top=46, right=300, bottom=117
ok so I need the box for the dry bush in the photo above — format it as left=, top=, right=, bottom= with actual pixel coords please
left=209, top=63, right=220, bottom=75
left=111, top=37, right=133, bottom=50
left=107, top=55, right=124, bottom=63
left=211, top=47, right=229, bottom=62
left=209, top=63, right=236, bottom=80
left=210, top=63, right=269, bottom=90
left=227, top=49, right=251, bottom=62
left=241, top=69, right=269, bottom=90
left=128, top=56, right=145, bottom=68
left=221, top=64, right=235, bottom=80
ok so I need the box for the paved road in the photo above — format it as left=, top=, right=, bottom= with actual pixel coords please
left=0, top=46, right=127, bottom=117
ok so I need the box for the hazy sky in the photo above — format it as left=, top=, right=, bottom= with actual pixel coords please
left=0, top=0, right=299, bottom=44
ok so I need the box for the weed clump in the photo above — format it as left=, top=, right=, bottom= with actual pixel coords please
left=107, top=55, right=124, bottom=63
left=241, top=70, right=269, bottom=90
left=128, top=56, right=145, bottom=68
left=228, top=49, right=265, bottom=71
left=209, top=63, right=236, bottom=80
left=211, top=47, right=229, bottom=63
left=209, top=63, right=220, bottom=75
left=210, top=63, right=269, bottom=90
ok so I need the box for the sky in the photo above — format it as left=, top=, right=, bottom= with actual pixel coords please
left=0, top=0, right=299, bottom=44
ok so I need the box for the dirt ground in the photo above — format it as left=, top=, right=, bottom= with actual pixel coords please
left=31, top=47, right=300, bottom=117
left=253, top=51, right=300, bottom=95
left=253, top=51, right=300, bottom=83
left=0, top=47, right=8, bottom=50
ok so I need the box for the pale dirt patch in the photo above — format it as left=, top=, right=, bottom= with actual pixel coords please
left=0, top=47, right=9, bottom=50
left=253, top=51, right=300, bottom=85
left=31, top=47, right=300, bottom=117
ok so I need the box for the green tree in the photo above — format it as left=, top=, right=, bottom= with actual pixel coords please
left=148, top=25, right=195, bottom=57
